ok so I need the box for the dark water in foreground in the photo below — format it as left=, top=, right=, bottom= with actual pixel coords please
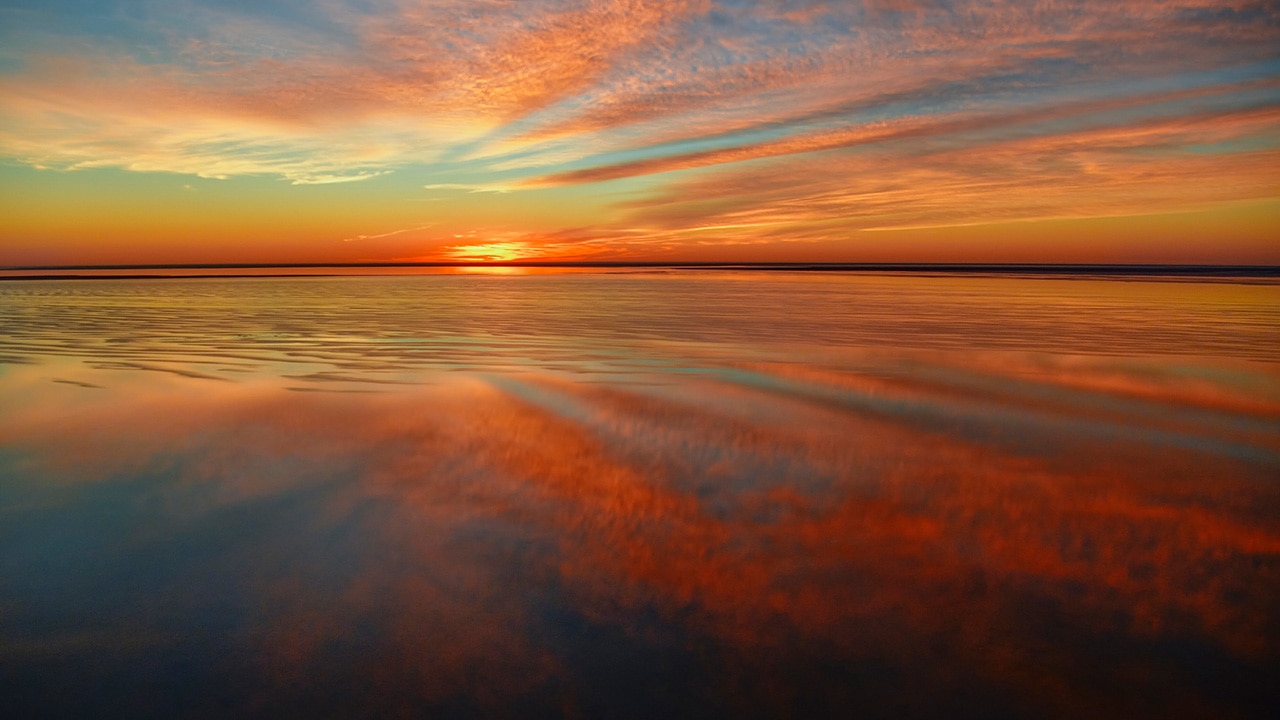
left=1, top=272, right=1278, bottom=719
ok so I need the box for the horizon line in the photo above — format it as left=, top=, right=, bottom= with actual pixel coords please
left=2, top=261, right=1279, bottom=275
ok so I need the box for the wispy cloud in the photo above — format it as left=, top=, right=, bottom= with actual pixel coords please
left=423, top=183, right=513, bottom=194
left=342, top=224, right=437, bottom=243
left=614, top=104, right=1280, bottom=239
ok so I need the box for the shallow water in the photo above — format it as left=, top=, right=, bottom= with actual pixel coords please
left=1, top=272, right=1278, bottom=718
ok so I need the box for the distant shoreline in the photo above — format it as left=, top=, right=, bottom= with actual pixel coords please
left=1, top=262, right=1278, bottom=281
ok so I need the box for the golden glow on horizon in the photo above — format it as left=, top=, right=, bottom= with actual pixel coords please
left=444, top=241, right=542, bottom=263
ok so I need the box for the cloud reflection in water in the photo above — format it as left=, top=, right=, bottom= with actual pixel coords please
left=0, top=273, right=1277, bottom=718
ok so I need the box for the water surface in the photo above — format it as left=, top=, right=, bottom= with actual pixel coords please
left=1, top=272, right=1278, bottom=718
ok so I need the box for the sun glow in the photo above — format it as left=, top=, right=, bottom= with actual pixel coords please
left=444, top=241, right=540, bottom=263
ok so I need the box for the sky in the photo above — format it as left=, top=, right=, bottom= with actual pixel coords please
left=0, top=0, right=1278, bottom=265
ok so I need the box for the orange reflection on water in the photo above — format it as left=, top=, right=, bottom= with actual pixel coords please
left=1, top=273, right=1277, bottom=717
left=2, top=351, right=1276, bottom=717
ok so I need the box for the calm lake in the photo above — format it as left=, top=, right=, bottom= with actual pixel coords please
left=1, top=271, right=1278, bottom=718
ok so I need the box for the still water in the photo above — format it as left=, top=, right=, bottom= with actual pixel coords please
left=1, top=271, right=1278, bottom=718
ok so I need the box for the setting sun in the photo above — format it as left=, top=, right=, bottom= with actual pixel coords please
left=444, top=241, right=541, bottom=263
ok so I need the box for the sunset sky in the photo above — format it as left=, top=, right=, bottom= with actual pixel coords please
left=1, top=0, right=1278, bottom=265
